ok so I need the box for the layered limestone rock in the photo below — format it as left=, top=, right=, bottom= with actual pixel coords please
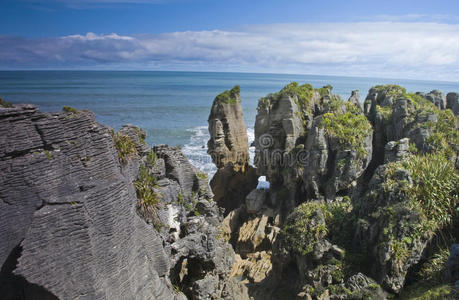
left=0, top=105, right=176, bottom=300
left=301, top=108, right=373, bottom=200
left=425, top=89, right=447, bottom=110
left=0, top=104, right=247, bottom=300
left=239, top=83, right=457, bottom=299
left=254, top=83, right=321, bottom=189
left=207, top=86, right=258, bottom=214
left=447, top=92, right=459, bottom=116
left=254, top=83, right=373, bottom=202
left=207, top=85, right=249, bottom=170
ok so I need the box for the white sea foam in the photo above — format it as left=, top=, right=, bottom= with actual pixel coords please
left=182, top=126, right=216, bottom=177
left=183, top=126, right=256, bottom=179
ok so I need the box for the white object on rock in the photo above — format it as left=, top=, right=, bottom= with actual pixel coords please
left=256, top=176, right=270, bottom=190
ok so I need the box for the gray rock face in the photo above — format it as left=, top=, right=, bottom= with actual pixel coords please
left=302, top=115, right=372, bottom=200
left=207, top=87, right=258, bottom=214
left=207, top=86, right=249, bottom=170
left=254, top=93, right=311, bottom=187
left=425, top=89, right=447, bottom=110
left=245, top=189, right=267, bottom=214
left=348, top=90, right=363, bottom=112
left=355, top=163, right=429, bottom=293
left=0, top=105, right=177, bottom=299
left=447, top=92, right=459, bottom=116
left=384, top=138, right=410, bottom=163
left=446, top=244, right=459, bottom=285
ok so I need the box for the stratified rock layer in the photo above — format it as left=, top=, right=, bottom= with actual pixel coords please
left=207, top=86, right=249, bottom=170
left=0, top=105, right=176, bottom=299
left=207, top=86, right=258, bottom=214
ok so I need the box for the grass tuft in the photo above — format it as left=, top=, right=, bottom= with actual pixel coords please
left=62, top=106, right=78, bottom=114
left=0, top=97, right=13, bottom=108
left=215, top=85, right=241, bottom=104
left=113, top=133, right=137, bottom=164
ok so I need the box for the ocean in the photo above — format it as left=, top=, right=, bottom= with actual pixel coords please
left=1, top=71, right=458, bottom=175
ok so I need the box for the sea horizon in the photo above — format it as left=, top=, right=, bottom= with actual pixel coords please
left=1, top=69, right=459, bottom=84
left=1, top=70, right=458, bottom=175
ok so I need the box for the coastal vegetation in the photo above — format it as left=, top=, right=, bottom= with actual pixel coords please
left=62, top=105, right=78, bottom=114
left=113, top=132, right=137, bottom=164
left=215, top=85, right=241, bottom=104
left=134, top=164, right=160, bottom=207
left=321, top=111, right=372, bottom=157
left=0, top=96, right=12, bottom=108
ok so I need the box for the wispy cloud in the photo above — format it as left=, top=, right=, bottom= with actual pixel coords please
left=366, top=14, right=459, bottom=23
left=1, top=22, right=459, bottom=80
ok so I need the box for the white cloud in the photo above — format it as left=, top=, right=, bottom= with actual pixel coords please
left=1, top=22, right=459, bottom=81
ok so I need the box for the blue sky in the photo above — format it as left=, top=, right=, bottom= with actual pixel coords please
left=1, top=0, right=459, bottom=80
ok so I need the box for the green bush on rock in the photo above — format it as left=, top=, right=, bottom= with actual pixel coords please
left=62, top=106, right=78, bottom=114
left=0, top=96, right=13, bottom=108
left=321, top=111, right=373, bottom=157
left=282, top=198, right=353, bottom=256
left=113, top=132, right=138, bottom=164
left=134, top=164, right=160, bottom=207
left=401, top=153, right=458, bottom=231
left=215, top=85, right=241, bottom=104
left=373, top=84, right=407, bottom=99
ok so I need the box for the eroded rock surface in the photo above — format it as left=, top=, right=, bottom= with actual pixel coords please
left=0, top=105, right=176, bottom=300
left=207, top=86, right=258, bottom=214
left=207, top=85, right=249, bottom=170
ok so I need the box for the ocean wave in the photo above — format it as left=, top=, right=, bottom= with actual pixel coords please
left=183, top=126, right=255, bottom=178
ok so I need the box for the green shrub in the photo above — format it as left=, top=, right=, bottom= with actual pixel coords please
left=373, top=84, right=406, bottom=99
left=401, top=153, right=458, bottom=231
left=321, top=111, right=373, bottom=157
left=0, top=97, right=13, bottom=108
left=146, top=150, right=157, bottom=166
left=133, top=127, right=147, bottom=145
left=177, top=193, right=185, bottom=204
left=398, top=284, right=451, bottom=300
left=215, top=85, right=241, bottom=104
left=374, top=153, right=458, bottom=268
left=196, top=171, right=208, bottom=180
left=134, top=165, right=160, bottom=206
left=113, top=133, right=137, bottom=164
left=282, top=198, right=353, bottom=256
left=318, top=84, right=333, bottom=96
left=62, top=106, right=78, bottom=114
left=425, top=109, right=459, bottom=157
left=279, top=82, right=315, bottom=113
left=417, top=248, right=450, bottom=283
